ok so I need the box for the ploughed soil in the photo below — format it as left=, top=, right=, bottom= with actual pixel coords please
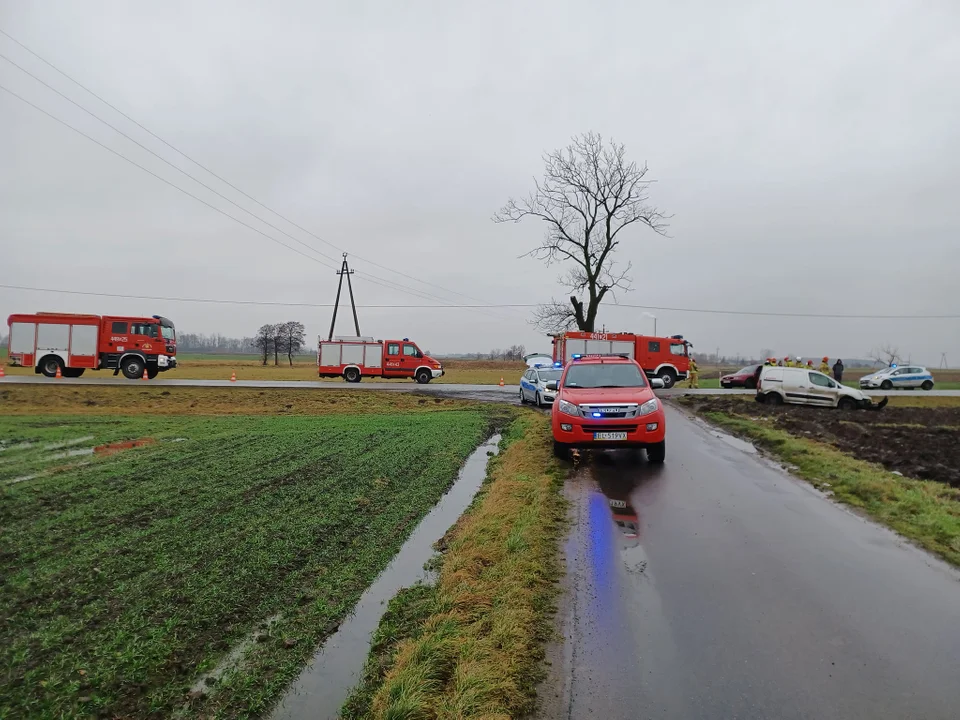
left=680, top=397, right=960, bottom=488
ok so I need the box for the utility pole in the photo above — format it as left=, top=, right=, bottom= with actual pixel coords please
left=941, top=353, right=949, bottom=369
left=328, top=254, right=361, bottom=341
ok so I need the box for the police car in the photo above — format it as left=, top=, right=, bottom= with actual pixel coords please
left=520, top=364, right=563, bottom=406
left=859, top=365, right=935, bottom=391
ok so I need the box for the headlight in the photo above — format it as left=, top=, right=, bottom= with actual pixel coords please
left=433, top=364, right=442, bottom=369
left=558, top=399, right=579, bottom=417
left=638, top=398, right=659, bottom=416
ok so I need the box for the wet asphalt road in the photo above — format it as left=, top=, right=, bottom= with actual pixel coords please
left=2, top=375, right=959, bottom=399
left=538, top=404, right=960, bottom=720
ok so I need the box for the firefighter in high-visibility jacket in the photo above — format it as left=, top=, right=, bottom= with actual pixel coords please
left=688, top=358, right=699, bottom=388
left=819, top=357, right=830, bottom=374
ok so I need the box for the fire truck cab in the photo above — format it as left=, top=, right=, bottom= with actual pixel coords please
left=7, top=312, right=177, bottom=379
left=552, top=331, right=691, bottom=388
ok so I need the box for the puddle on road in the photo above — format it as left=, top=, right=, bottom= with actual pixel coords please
left=270, top=434, right=502, bottom=720
left=710, top=430, right=758, bottom=454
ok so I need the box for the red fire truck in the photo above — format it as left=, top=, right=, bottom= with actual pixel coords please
left=552, top=330, right=692, bottom=388
left=6, top=312, right=177, bottom=379
left=318, top=335, right=444, bottom=383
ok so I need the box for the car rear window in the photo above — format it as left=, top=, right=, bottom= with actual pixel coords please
left=564, top=363, right=647, bottom=388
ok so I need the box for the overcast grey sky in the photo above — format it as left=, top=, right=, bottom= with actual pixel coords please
left=2, top=1, right=958, bottom=362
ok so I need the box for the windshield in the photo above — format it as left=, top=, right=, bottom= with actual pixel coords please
left=160, top=325, right=175, bottom=341
left=563, top=363, right=647, bottom=389
left=537, top=369, right=562, bottom=382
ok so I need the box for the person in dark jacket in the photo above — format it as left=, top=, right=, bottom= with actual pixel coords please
left=833, top=359, right=844, bottom=382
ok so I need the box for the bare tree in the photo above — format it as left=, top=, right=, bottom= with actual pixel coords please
left=283, top=321, right=306, bottom=366
left=255, top=324, right=274, bottom=366
left=868, top=343, right=901, bottom=367
left=271, top=324, right=286, bottom=366
left=495, top=132, right=668, bottom=332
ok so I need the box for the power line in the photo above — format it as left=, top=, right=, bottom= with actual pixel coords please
left=0, top=26, right=504, bottom=310
left=0, top=54, right=472, bottom=309
left=0, top=81, right=503, bottom=314
left=2, top=283, right=957, bottom=319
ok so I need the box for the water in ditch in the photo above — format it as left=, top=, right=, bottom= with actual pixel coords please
left=270, top=433, right=501, bottom=720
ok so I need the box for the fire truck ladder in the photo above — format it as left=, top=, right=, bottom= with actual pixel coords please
left=328, top=253, right=361, bottom=341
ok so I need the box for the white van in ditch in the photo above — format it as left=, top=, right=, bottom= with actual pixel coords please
left=756, top=366, right=886, bottom=410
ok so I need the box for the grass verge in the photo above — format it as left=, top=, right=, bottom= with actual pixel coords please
left=0, top=385, right=481, bottom=416
left=698, top=410, right=960, bottom=567
left=339, top=412, right=567, bottom=720
left=0, top=409, right=502, bottom=719
left=0, top=354, right=525, bottom=385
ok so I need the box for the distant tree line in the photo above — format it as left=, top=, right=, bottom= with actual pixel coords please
left=486, top=345, right=526, bottom=361
left=255, top=322, right=307, bottom=366
left=177, top=332, right=258, bottom=353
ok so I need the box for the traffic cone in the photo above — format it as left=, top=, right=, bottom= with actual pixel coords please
left=142, top=368, right=148, bottom=381
left=499, top=377, right=505, bottom=387
left=0, top=365, right=5, bottom=378
left=230, top=371, right=237, bottom=382
left=55, top=366, right=62, bottom=379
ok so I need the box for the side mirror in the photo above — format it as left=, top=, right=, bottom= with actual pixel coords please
left=545, top=381, right=559, bottom=391
left=651, top=378, right=665, bottom=389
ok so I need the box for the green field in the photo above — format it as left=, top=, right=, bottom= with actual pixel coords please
left=0, top=409, right=496, bottom=719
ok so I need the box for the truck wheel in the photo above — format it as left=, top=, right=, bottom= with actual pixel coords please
left=838, top=397, right=857, bottom=411
left=121, top=356, right=145, bottom=380
left=343, top=367, right=361, bottom=383
left=921, top=380, right=933, bottom=391
left=647, top=441, right=666, bottom=464
left=62, top=368, right=85, bottom=378
left=39, top=355, right=63, bottom=378
left=553, top=440, right=570, bottom=460
left=657, top=369, right=677, bottom=389
left=880, top=380, right=893, bottom=390
left=147, top=367, right=159, bottom=380
left=415, top=368, right=432, bottom=384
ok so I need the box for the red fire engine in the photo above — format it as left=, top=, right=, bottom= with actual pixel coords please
left=552, top=330, right=691, bottom=388
left=6, top=312, right=177, bottom=379
left=318, top=335, right=444, bottom=383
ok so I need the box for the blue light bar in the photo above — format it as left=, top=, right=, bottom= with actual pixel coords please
left=572, top=354, right=582, bottom=360
left=554, top=361, right=562, bottom=367
left=591, top=412, right=602, bottom=418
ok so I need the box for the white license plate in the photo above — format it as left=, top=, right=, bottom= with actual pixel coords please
left=594, top=431, right=628, bottom=441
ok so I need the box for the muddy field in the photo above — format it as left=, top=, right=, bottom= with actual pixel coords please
left=681, top=397, right=960, bottom=487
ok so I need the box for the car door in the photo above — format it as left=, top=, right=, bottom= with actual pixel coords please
left=400, top=343, right=420, bottom=378
left=383, top=342, right=403, bottom=377
left=522, top=370, right=535, bottom=401
left=889, top=367, right=910, bottom=387
left=807, top=371, right=839, bottom=406
left=904, top=367, right=923, bottom=388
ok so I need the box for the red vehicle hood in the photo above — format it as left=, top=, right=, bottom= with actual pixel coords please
left=560, top=386, right=655, bottom=404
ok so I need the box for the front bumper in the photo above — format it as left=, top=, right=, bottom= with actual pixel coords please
left=431, top=368, right=444, bottom=378
left=552, top=414, right=666, bottom=448
left=157, top=355, right=177, bottom=369
left=859, top=381, right=881, bottom=389
left=540, top=389, right=556, bottom=403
